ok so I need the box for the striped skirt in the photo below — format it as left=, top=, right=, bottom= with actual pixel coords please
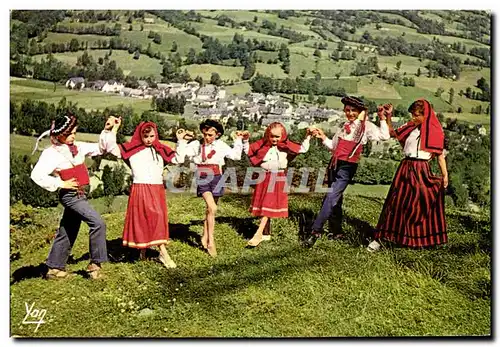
left=122, top=183, right=169, bottom=249
left=374, top=158, right=447, bottom=248
left=250, top=171, right=288, bottom=218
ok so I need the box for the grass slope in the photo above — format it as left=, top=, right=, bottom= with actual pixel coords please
left=10, top=189, right=490, bottom=337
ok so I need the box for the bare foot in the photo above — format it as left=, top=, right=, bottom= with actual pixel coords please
left=201, top=233, right=208, bottom=250
left=207, top=244, right=217, bottom=257
left=158, top=252, right=177, bottom=268
left=139, top=249, right=147, bottom=261
left=247, top=233, right=263, bottom=247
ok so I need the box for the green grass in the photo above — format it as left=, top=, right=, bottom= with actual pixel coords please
left=254, top=63, right=288, bottom=78
left=357, top=76, right=402, bottom=99
left=184, top=64, right=244, bottom=81
left=442, top=112, right=490, bottom=126
left=10, top=188, right=491, bottom=337
left=352, top=22, right=489, bottom=50
left=43, top=32, right=115, bottom=46
left=190, top=18, right=289, bottom=44
left=353, top=23, right=433, bottom=45
left=10, top=77, right=153, bottom=113
left=196, top=10, right=321, bottom=39
left=32, top=50, right=163, bottom=78
left=225, top=82, right=252, bottom=96
left=379, top=13, right=416, bottom=28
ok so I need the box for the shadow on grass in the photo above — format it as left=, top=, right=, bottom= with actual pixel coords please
left=169, top=222, right=203, bottom=249
left=10, top=263, right=48, bottom=285
left=215, top=216, right=257, bottom=240
left=148, top=243, right=332, bottom=305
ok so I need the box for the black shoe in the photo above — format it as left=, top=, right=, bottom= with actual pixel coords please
left=302, top=231, right=321, bottom=248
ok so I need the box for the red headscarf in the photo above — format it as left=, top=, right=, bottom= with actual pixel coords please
left=395, top=99, right=444, bottom=155
left=119, top=122, right=176, bottom=163
left=247, top=122, right=302, bottom=166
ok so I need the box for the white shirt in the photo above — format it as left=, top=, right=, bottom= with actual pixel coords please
left=31, top=130, right=117, bottom=192
left=107, top=138, right=184, bottom=184
left=403, top=128, right=432, bottom=160
left=176, top=138, right=249, bottom=170
left=322, top=120, right=390, bottom=151
left=127, top=147, right=166, bottom=184
left=244, top=136, right=311, bottom=170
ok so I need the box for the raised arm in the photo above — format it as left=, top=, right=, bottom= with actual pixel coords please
left=366, top=120, right=390, bottom=141
left=314, top=128, right=339, bottom=151
left=80, top=116, right=122, bottom=157
left=298, top=134, right=312, bottom=153
left=224, top=137, right=244, bottom=161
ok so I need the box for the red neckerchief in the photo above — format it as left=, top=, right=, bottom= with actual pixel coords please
left=119, top=122, right=175, bottom=162
left=395, top=99, right=444, bottom=154
left=68, top=144, right=78, bottom=157
left=201, top=141, right=216, bottom=162
left=247, top=124, right=302, bottom=166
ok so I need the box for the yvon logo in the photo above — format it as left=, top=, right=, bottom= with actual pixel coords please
left=22, top=302, right=47, bottom=332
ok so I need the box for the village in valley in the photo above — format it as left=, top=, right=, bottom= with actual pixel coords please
left=66, top=76, right=345, bottom=126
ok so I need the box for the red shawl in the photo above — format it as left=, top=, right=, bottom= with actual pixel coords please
left=394, top=99, right=444, bottom=155
left=119, top=122, right=176, bottom=163
left=247, top=122, right=302, bottom=166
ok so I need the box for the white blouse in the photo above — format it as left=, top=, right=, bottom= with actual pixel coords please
left=31, top=130, right=117, bottom=192
left=322, top=120, right=390, bottom=150
left=176, top=138, right=249, bottom=170
left=244, top=136, right=311, bottom=171
left=107, top=137, right=184, bottom=184
left=127, top=147, right=166, bottom=184
left=403, top=128, right=432, bottom=160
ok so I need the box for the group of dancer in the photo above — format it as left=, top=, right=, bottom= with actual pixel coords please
left=30, top=95, right=448, bottom=280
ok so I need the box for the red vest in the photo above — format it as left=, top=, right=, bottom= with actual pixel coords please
left=59, top=164, right=90, bottom=186
left=333, top=138, right=363, bottom=164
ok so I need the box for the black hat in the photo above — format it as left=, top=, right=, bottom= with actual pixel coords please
left=51, top=114, right=78, bottom=136
left=341, top=96, right=366, bottom=110
left=199, top=119, right=224, bottom=136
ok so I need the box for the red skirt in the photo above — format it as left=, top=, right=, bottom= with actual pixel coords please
left=123, top=183, right=169, bottom=249
left=250, top=171, right=288, bottom=218
left=374, top=158, right=447, bottom=248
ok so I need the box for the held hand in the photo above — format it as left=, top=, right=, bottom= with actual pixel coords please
left=183, top=130, right=194, bottom=140
left=377, top=106, right=386, bottom=121
left=61, top=178, right=79, bottom=190
left=105, top=116, right=120, bottom=131
left=112, top=117, right=122, bottom=133
left=383, top=103, right=393, bottom=118
left=357, top=110, right=366, bottom=121
left=176, top=129, right=186, bottom=141
left=241, top=130, right=250, bottom=141
left=443, top=174, right=449, bottom=189
left=313, top=128, right=325, bottom=140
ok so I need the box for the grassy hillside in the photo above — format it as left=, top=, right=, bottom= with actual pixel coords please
left=10, top=77, right=153, bottom=113
left=33, top=50, right=163, bottom=78
left=10, top=190, right=490, bottom=337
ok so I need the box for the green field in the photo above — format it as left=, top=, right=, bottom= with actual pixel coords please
left=225, top=82, right=252, bottom=96
left=442, top=112, right=490, bottom=126
left=357, top=77, right=401, bottom=99
left=379, top=12, right=416, bottom=28
left=190, top=18, right=289, bottom=44
left=43, top=32, right=115, bottom=46
left=195, top=10, right=321, bottom=39
left=9, top=189, right=491, bottom=337
left=10, top=77, right=153, bottom=113
left=33, top=50, right=163, bottom=78
left=184, top=64, right=244, bottom=82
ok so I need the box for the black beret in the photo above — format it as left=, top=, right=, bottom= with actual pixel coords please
left=341, top=96, right=366, bottom=110
left=199, top=119, right=224, bottom=136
